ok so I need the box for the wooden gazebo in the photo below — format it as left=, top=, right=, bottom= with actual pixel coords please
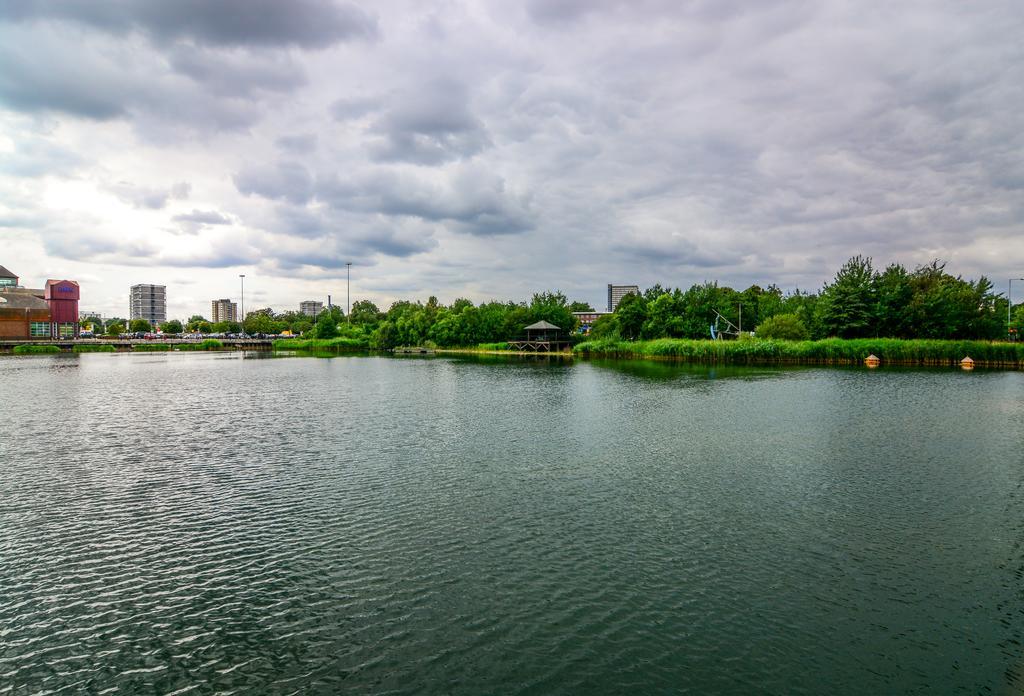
left=507, top=320, right=572, bottom=352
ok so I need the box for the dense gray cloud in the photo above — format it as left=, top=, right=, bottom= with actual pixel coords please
left=2, top=1, right=1023, bottom=318
left=105, top=181, right=190, bottom=210
left=234, top=162, right=315, bottom=205
left=0, top=0, right=377, bottom=47
left=103, top=181, right=190, bottom=210
left=367, top=79, right=492, bottom=164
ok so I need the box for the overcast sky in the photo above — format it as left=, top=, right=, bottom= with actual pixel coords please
left=1, top=0, right=1022, bottom=318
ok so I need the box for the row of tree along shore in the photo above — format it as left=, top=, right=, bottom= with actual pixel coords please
left=269, top=255, right=1020, bottom=361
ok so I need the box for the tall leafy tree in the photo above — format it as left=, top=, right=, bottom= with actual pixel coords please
left=817, top=255, right=877, bottom=338
left=873, top=263, right=914, bottom=337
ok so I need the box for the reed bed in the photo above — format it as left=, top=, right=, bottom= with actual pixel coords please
left=474, top=342, right=510, bottom=351
left=573, top=338, right=1024, bottom=367
left=12, top=344, right=61, bottom=354
left=176, top=339, right=225, bottom=351
left=132, top=343, right=171, bottom=352
left=272, top=337, right=370, bottom=352
left=72, top=344, right=116, bottom=353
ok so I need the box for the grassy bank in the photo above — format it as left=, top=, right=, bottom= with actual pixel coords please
left=73, top=344, right=116, bottom=353
left=132, top=343, right=171, bottom=352
left=573, top=337, right=1024, bottom=367
left=176, top=339, right=225, bottom=351
left=272, top=337, right=369, bottom=352
left=13, top=344, right=61, bottom=354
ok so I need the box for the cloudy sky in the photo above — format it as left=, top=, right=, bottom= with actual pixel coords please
left=1, top=1, right=1022, bottom=318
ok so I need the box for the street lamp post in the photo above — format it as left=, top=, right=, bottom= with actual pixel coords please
left=239, top=274, right=245, bottom=330
left=346, top=262, right=352, bottom=323
left=1010, top=278, right=1024, bottom=340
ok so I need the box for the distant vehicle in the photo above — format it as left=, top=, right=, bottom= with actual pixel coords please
left=80, top=331, right=93, bottom=338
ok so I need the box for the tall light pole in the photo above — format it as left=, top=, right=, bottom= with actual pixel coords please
left=346, top=262, right=352, bottom=322
left=239, top=274, right=245, bottom=329
left=1010, top=278, right=1024, bottom=339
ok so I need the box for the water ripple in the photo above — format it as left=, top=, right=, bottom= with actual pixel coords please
left=0, top=354, right=1021, bottom=693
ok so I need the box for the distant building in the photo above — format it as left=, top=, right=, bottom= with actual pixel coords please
left=572, top=310, right=612, bottom=334
left=46, top=280, right=80, bottom=338
left=300, top=300, right=324, bottom=317
left=0, top=265, right=18, bottom=288
left=79, top=311, right=102, bottom=321
left=0, top=266, right=80, bottom=339
left=211, top=298, right=238, bottom=323
left=130, top=284, right=166, bottom=326
left=0, top=288, right=51, bottom=339
left=607, top=284, right=640, bottom=312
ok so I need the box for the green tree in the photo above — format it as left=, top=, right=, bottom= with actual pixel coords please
left=372, top=320, right=399, bottom=349
left=527, top=291, right=575, bottom=333
left=350, top=300, right=382, bottom=327
left=569, top=300, right=594, bottom=312
left=313, top=314, right=339, bottom=339
left=817, top=255, right=877, bottom=338
left=755, top=313, right=810, bottom=340
left=211, top=321, right=242, bottom=333
left=162, top=319, right=183, bottom=334
left=129, top=319, right=152, bottom=333
left=873, top=263, right=914, bottom=337
left=107, top=322, right=124, bottom=336
left=615, top=291, right=647, bottom=340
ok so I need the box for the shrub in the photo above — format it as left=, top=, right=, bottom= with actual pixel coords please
left=132, top=343, right=171, bottom=351
left=756, top=313, right=810, bottom=341
left=13, top=344, right=61, bottom=354
left=73, top=344, right=116, bottom=353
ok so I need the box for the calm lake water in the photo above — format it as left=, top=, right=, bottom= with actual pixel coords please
left=1, top=352, right=1022, bottom=694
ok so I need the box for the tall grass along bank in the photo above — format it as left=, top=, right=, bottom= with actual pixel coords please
left=574, top=338, right=1024, bottom=367
left=73, top=344, right=116, bottom=353
left=12, top=344, right=61, bottom=354
left=176, top=339, right=225, bottom=351
left=273, top=337, right=370, bottom=352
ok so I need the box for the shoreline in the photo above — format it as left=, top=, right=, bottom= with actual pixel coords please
left=5, top=338, right=1023, bottom=370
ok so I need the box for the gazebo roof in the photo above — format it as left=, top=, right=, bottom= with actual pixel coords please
left=524, top=320, right=561, bottom=331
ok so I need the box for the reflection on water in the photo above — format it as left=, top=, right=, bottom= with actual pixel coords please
left=0, top=352, right=1022, bottom=694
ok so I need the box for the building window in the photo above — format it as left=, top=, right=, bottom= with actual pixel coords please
left=30, top=322, right=49, bottom=337
left=58, top=323, right=76, bottom=338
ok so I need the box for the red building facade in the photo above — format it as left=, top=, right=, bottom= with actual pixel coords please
left=44, top=279, right=80, bottom=338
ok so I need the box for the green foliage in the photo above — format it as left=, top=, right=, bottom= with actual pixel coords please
left=106, top=322, right=125, bottom=336
left=132, top=343, right=171, bottom=351
left=161, top=319, right=183, bottom=334
left=312, top=314, right=339, bottom=339
left=73, top=344, right=116, bottom=352
left=129, top=319, right=152, bottom=333
left=574, top=337, right=1024, bottom=366
left=176, top=339, right=224, bottom=351
left=13, top=344, right=61, bottom=354
left=755, top=313, right=810, bottom=341
left=817, top=255, right=876, bottom=338
left=243, top=311, right=286, bottom=335
left=272, top=337, right=370, bottom=352
left=615, top=291, right=647, bottom=339
left=211, top=321, right=241, bottom=333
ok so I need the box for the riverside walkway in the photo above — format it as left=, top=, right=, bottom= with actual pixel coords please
left=0, top=338, right=274, bottom=352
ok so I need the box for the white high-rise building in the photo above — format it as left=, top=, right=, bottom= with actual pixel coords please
left=130, top=284, right=166, bottom=325
left=300, top=300, right=324, bottom=317
left=607, top=284, right=640, bottom=312
left=211, top=298, right=238, bottom=323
